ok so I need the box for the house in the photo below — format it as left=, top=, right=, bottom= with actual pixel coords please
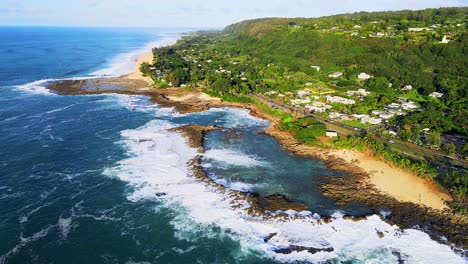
left=347, top=89, right=370, bottom=97
left=297, top=90, right=310, bottom=98
left=326, top=131, right=338, bottom=137
left=400, top=101, right=418, bottom=110
left=402, top=85, right=413, bottom=91
left=408, top=27, right=430, bottom=32
left=311, top=66, right=321, bottom=71
left=389, top=130, right=398, bottom=137
left=358, top=72, right=371, bottom=80
left=328, top=72, right=343, bottom=78
left=396, top=97, right=410, bottom=103
left=386, top=103, right=401, bottom=110
left=325, top=95, right=356, bottom=105
left=429, top=92, right=444, bottom=99
left=372, top=110, right=395, bottom=119
left=329, top=112, right=343, bottom=119
left=264, top=91, right=277, bottom=96
left=354, top=25, right=361, bottom=29
left=291, top=98, right=311, bottom=105
left=440, top=36, right=450, bottom=44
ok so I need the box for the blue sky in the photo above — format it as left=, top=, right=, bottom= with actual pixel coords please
left=0, top=0, right=467, bottom=28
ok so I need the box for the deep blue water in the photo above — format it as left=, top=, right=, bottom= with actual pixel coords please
left=0, top=27, right=464, bottom=264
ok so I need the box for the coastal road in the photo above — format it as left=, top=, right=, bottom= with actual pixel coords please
left=251, top=93, right=468, bottom=169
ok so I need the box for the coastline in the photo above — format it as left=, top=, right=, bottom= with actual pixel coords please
left=43, top=51, right=468, bottom=248
left=49, top=51, right=453, bottom=210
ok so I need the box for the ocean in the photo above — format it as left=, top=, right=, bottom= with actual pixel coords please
left=0, top=26, right=464, bottom=264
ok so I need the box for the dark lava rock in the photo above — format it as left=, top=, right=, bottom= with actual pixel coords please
left=274, top=245, right=334, bottom=255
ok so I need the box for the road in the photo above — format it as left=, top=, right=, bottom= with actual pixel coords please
left=251, top=93, right=468, bottom=168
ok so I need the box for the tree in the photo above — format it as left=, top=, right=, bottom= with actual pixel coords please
left=427, top=131, right=441, bottom=147
left=442, top=143, right=456, bottom=155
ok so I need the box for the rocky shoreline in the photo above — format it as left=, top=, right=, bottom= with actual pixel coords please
left=46, top=79, right=467, bottom=252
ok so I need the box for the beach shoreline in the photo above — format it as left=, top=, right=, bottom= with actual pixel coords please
left=43, top=51, right=468, bottom=248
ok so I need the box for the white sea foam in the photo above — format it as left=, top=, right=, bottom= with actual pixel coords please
left=16, top=79, right=56, bottom=95
left=204, top=148, right=270, bottom=168
left=90, top=37, right=179, bottom=78
left=105, top=119, right=465, bottom=263
left=194, top=107, right=268, bottom=128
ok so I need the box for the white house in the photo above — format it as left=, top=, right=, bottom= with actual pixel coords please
left=329, top=112, right=343, bottom=119
left=440, top=36, right=450, bottom=44
left=264, top=91, right=277, bottom=96
left=408, top=27, right=431, bottom=32
left=354, top=25, right=361, bottom=29
left=429, top=92, right=444, bottom=99
left=328, top=72, right=343, bottom=78
left=325, top=95, right=356, bottom=105
left=311, top=66, right=321, bottom=71
left=402, top=85, right=413, bottom=91
left=347, top=89, right=370, bottom=97
left=297, top=90, right=310, bottom=98
left=358, top=72, right=371, bottom=80
left=372, top=110, right=395, bottom=119
left=326, top=131, right=338, bottom=137
left=400, top=102, right=418, bottom=110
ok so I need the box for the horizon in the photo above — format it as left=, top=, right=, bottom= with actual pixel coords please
left=0, top=0, right=467, bottom=28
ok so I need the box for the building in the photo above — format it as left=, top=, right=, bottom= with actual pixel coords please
left=402, top=85, right=413, bottom=91
left=354, top=25, right=361, bottom=29
left=440, top=36, right=450, bottom=44
left=347, top=89, right=370, bottom=97
left=325, top=95, right=356, bottom=105
left=311, top=66, right=321, bottom=71
left=429, top=92, right=444, bottom=99
left=372, top=110, right=395, bottom=119
left=326, top=131, right=338, bottom=137
left=328, top=72, right=343, bottom=78
left=409, top=27, right=431, bottom=32
left=358, top=72, right=371, bottom=80
left=353, top=114, right=382, bottom=124
left=329, top=112, right=343, bottom=119
left=297, top=90, right=310, bottom=98
left=400, top=102, right=418, bottom=110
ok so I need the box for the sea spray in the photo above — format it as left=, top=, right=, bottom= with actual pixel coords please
left=105, top=112, right=465, bottom=263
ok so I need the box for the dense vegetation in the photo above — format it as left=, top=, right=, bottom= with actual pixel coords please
left=144, top=8, right=468, bottom=206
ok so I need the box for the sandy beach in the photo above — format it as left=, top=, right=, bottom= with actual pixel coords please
left=122, top=51, right=154, bottom=86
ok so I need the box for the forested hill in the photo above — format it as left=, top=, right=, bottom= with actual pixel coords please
left=143, top=6, right=468, bottom=157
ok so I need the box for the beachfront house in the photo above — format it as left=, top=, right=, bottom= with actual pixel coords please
left=328, top=72, right=343, bottom=78
left=325, top=95, right=356, bottom=105
left=326, top=131, right=338, bottom=138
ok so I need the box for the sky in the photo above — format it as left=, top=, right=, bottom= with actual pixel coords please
left=0, top=0, right=467, bottom=28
